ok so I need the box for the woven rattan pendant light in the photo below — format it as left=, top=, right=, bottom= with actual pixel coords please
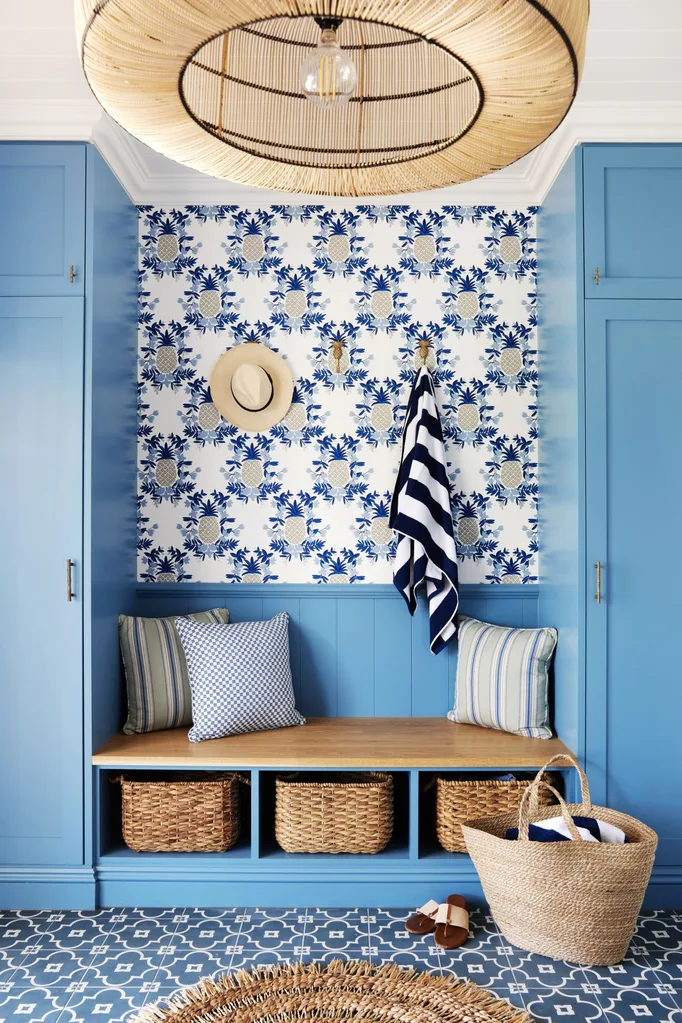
left=76, top=1, right=589, bottom=196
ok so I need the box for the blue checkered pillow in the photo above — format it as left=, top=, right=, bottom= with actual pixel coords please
left=175, top=612, right=305, bottom=742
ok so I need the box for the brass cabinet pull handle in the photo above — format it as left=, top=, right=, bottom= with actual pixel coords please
left=66, top=559, right=74, bottom=601
left=69, top=265, right=76, bottom=284
left=595, top=561, right=602, bottom=604
left=594, top=266, right=600, bottom=285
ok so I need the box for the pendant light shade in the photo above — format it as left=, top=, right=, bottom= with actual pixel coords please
left=76, top=1, right=589, bottom=196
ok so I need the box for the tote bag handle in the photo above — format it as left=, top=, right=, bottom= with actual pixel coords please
left=530, top=753, right=592, bottom=810
left=518, top=781, right=586, bottom=842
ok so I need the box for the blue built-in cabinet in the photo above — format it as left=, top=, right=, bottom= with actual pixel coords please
left=0, top=145, right=86, bottom=296
left=0, top=144, right=138, bottom=908
left=539, top=144, right=682, bottom=909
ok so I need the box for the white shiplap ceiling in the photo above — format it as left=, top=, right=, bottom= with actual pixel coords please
left=1, top=0, right=681, bottom=204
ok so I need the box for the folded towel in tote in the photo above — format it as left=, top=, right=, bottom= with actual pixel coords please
left=389, top=366, right=459, bottom=654
left=506, top=815, right=629, bottom=843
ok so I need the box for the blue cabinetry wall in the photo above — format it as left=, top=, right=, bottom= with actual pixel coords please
left=2, top=141, right=681, bottom=910
left=0, top=143, right=137, bottom=908
left=540, top=144, right=682, bottom=909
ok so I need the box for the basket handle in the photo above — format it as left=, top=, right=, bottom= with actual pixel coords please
left=517, top=781, right=584, bottom=842
left=531, top=753, right=592, bottom=810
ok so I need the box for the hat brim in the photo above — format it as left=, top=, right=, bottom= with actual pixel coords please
left=209, top=344, right=294, bottom=433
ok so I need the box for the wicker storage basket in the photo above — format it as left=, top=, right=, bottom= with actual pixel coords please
left=462, top=755, right=658, bottom=965
left=118, top=772, right=245, bottom=853
left=435, top=774, right=556, bottom=853
left=275, top=773, right=393, bottom=854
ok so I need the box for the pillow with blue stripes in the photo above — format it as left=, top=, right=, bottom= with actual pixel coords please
left=119, top=607, right=229, bottom=734
left=447, top=616, right=557, bottom=739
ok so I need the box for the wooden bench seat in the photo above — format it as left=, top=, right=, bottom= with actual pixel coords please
left=93, top=717, right=573, bottom=769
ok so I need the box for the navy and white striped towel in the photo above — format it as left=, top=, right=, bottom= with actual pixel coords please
left=389, top=366, right=459, bottom=654
left=506, top=815, right=629, bottom=844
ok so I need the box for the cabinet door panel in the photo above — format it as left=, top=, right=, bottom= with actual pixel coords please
left=0, top=297, right=84, bottom=864
left=0, top=145, right=85, bottom=296
left=584, top=145, right=682, bottom=299
left=585, top=300, right=682, bottom=868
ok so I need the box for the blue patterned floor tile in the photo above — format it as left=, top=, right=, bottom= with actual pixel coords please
left=438, top=944, right=517, bottom=988
left=299, top=924, right=371, bottom=960
left=7, top=948, right=96, bottom=989
left=153, top=950, right=232, bottom=987
left=0, top=913, right=55, bottom=950
left=162, top=924, right=243, bottom=956
left=58, top=983, right=152, bottom=1022
left=237, top=914, right=306, bottom=948
left=234, top=949, right=303, bottom=969
left=0, top=906, right=678, bottom=1019
left=632, top=915, right=682, bottom=979
left=522, top=986, right=606, bottom=1020
left=503, top=946, right=590, bottom=990
left=594, top=986, right=681, bottom=1022
left=86, top=945, right=178, bottom=988
left=582, top=956, right=667, bottom=992
left=100, top=911, right=182, bottom=952
left=0, top=982, right=76, bottom=1019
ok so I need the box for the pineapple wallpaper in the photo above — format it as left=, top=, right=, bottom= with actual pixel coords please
left=137, top=203, right=539, bottom=584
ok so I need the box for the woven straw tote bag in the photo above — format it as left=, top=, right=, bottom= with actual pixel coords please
left=461, top=754, right=657, bottom=965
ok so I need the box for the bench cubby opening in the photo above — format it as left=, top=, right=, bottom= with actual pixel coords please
left=256, top=769, right=411, bottom=861
left=95, top=768, right=252, bottom=863
left=416, top=769, right=568, bottom=860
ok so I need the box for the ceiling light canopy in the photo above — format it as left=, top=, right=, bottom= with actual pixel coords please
left=76, top=1, right=589, bottom=196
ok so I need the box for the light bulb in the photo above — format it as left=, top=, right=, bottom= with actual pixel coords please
left=300, top=25, right=357, bottom=109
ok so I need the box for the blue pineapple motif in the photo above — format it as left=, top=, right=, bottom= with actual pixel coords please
left=482, top=210, right=536, bottom=280
left=267, top=491, right=329, bottom=561
left=223, top=210, right=285, bottom=277
left=180, top=265, right=240, bottom=333
left=179, top=490, right=242, bottom=561
left=483, top=322, right=537, bottom=392
left=140, top=209, right=200, bottom=278
left=140, top=320, right=197, bottom=391
left=396, top=210, right=458, bottom=278
left=483, top=435, right=538, bottom=506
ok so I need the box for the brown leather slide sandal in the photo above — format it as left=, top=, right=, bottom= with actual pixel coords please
left=405, top=899, right=440, bottom=935
left=433, top=895, right=470, bottom=949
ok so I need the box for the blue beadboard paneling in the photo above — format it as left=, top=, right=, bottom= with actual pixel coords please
left=133, top=583, right=540, bottom=724
left=85, top=146, right=139, bottom=757
left=84, top=147, right=139, bottom=867
left=374, top=598, right=411, bottom=716
left=537, top=148, right=584, bottom=759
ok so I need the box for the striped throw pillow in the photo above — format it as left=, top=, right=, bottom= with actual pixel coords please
left=119, top=608, right=229, bottom=734
left=447, top=616, right=557, bottom=739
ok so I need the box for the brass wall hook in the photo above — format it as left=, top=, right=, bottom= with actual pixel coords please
left=418, top=338, right=431, bottom=366
left=331, top=338, right=345, bottom=372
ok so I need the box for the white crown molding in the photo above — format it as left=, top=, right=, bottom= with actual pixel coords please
left=8, top=99, right=682, bottom=207
left=0, top=99, right=100, bottom=141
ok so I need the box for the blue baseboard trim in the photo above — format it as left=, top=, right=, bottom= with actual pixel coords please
left=0, top=867, right=96, bottom=910
left=0, top=863, right=678, bottom=911
left=644, top=867, right=682, bottom=909
left=97, top=879, right=486, bottom=909
left=93, top=862, right=682, bottom=910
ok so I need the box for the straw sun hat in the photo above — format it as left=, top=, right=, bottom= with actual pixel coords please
left=210, top=343, right=294, bottom=433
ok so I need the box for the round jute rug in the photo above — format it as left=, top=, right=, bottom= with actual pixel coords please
left=132, top=960, right=531, bottom=1023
